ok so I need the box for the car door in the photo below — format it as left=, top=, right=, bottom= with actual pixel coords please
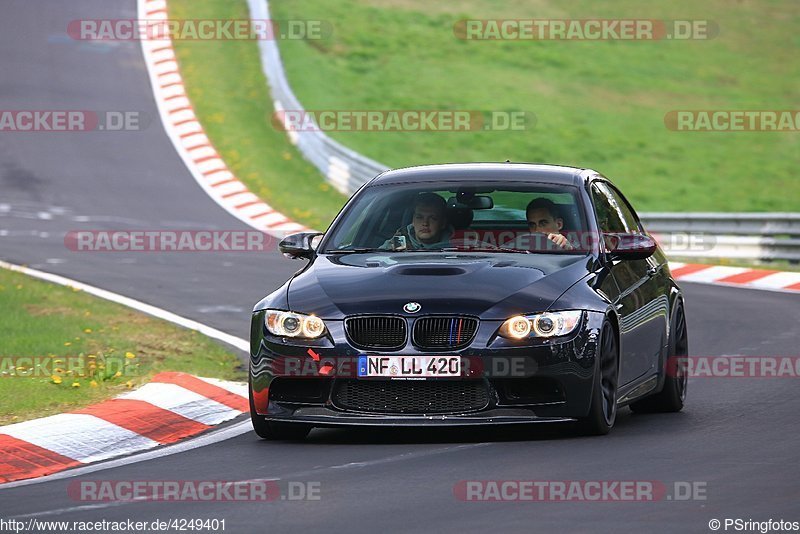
left=591, top=181, right=667, bottom=385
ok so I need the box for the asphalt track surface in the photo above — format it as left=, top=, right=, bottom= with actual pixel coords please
left=1, top=2, right=798, bottom=532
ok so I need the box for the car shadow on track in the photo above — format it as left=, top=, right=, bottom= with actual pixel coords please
left=288, top=409, right=656, bottom=445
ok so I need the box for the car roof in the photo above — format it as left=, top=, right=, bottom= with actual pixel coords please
left=367, top=162, right=599, bottom=187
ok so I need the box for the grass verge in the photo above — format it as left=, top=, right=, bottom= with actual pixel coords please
left=0, top=268, right=243, bottom=426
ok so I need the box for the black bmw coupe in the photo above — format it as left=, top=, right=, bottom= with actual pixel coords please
left=249, top=163, right=688, bottom=438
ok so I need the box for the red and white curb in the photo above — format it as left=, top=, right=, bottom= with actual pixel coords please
left=0, top=261, right=252, bottom=485
left=670, top=262, right=800, bottom=293
left=0, top=372, right=248, bottom=484
left=138, top=0, right=310, bottom=237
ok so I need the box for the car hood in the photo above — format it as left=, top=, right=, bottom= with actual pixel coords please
left=284, top=252, right=593, bottom=320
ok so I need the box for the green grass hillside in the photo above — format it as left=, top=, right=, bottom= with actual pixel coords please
left=270, top=0, right=799, bottom=212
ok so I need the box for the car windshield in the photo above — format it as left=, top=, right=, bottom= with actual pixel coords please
left=320, top=181, right=590, bottom=255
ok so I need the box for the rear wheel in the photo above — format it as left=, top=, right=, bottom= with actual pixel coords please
left=630, top=302, right=688, bottom=413
left=249, top=384, right=312, bottom=440
left=576, top=321, right=618, bottom=435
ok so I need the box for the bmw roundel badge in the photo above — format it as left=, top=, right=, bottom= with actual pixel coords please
left=403, top=302, right=421, bottom=313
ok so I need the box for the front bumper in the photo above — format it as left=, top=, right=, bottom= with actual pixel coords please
left=250, top=310, right=605, bottom=426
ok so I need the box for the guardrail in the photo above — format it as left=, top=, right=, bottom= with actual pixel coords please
left=642, top=214, right=800, bottom=262
left=247, top=0, right=798, bottom=262
left=248, top=0, right=388, bottom=197
left=646, top=232, right=800, bottom=262
left=641, top=213, right=800, bottom=237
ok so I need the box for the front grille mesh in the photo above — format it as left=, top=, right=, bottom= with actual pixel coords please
left=345, top=316, right=406, bottom=350
left=333, top=379, right=489, bottom=414
left=413, top=316, right=478, bottom=349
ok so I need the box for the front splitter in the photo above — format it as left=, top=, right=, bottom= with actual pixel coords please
left=260, top=406, right=576, bottom=427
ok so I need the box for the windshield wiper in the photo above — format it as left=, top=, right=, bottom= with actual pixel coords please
left=399, top=248, right=452, bottom=252
left=325, top=248, right=384, bottom=254
left=388, top=247, right=533, bottom=254
left=494, top=247, right=532, bottom=254
left=437, top=247, right=532, bottom=254
left=327, top=247, right=533, bottom=254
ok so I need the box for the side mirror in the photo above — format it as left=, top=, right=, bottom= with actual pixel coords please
left=279, top=232, right=323, bottom=260
left=606, top=233, right=657, bottom=261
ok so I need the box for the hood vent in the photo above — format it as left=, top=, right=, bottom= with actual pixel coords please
left=393, top=266, right=467, bottom=276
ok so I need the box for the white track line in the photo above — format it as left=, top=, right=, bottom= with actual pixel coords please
left=0, top=260, right=247, bottom=352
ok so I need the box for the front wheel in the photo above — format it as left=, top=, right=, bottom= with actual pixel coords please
left=576, top=321, right=619, bottom=435
left=249, top=384, right=312, bottom=440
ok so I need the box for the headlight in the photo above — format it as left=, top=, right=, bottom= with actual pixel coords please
left=265, top=310, right=327, bottom=339
left=500, top=310, right=582, bottom=339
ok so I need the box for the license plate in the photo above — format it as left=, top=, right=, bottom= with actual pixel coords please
left=357, top=355, right=461, bottom=378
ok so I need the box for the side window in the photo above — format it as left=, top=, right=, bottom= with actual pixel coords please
left=592, top=182, right=641, bottom=233
left=591, top=184, right=626, bottom=233
left=604, top=184, right=641, bottom=233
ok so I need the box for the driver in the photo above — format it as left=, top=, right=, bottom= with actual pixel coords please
left=381, top=193, right=454, bottom=250
left=524, top=198, right=574, bottom=250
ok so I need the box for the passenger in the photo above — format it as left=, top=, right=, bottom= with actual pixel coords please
left=381, top=193, right=454, bottom=250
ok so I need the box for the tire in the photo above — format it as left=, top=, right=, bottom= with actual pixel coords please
left=249, top=383, right=312, bottom=440
left=576, top=321, right=619, bottom=436
left=630, top=301, right=688, bottom=413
